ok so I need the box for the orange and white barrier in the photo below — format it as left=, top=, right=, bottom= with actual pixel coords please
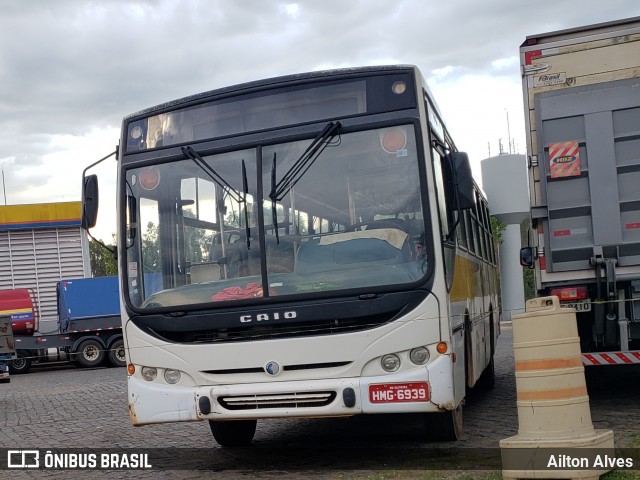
left=500, top=296, right=615, bottom=479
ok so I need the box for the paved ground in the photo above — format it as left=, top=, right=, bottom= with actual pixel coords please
left=1, top=323, right=638, bottom=479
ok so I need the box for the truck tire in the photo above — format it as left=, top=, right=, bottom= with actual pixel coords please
left=106, top=338, right=126, bottom=368
left=9, top=352, right=32, bottom=375
left=75, top=339, right=106, bottom=368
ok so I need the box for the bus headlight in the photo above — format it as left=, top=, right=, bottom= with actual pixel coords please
left=381, top=354, right=401, bottom=372
left=410, top=347, right=430, bottom=365
left=141, top=366, right=158, bottom=381
left=164, top=369, right=181, bottom=384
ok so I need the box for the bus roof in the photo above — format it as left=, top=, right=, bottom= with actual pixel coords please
left=125, top=65, right=420, bottom=121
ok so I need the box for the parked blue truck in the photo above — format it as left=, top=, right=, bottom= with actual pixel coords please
left=8, top=276, right=124, bottom=374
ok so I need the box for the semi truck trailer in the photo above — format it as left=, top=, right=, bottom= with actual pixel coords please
left=519, top=17, right=640, bottom=367
left=4, top=276, right=124, bottom=374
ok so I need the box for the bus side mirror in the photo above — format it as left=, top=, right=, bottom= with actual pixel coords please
left=448, top=152, right=474, bottom=210
left=520, top=247, right=535, bottom=268
left=82, top=174, right=99, bottom=229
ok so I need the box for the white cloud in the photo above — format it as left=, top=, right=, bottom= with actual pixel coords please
left=1, top=1, right=639, bottom=241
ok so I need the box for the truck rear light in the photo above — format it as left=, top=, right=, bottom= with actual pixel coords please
left=525, top=49, right=542, bottom=64
left=550, top=286, right=588, bottom=301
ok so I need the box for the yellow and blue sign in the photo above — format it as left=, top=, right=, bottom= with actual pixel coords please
left=0, top=202, right=81, bottom=230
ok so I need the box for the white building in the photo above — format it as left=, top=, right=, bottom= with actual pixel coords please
left=481, top=154, right=529, bottom=321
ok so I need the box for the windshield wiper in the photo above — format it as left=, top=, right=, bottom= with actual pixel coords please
left=182, top=146, right=244, bottom=203
left=269, top=121, right=341, bottom=202
left=182, top=145, right=251, bottom=250
left=241, top=159, right=250, bottom=250
left=270, top=152, right=280, bottom=244
left=269, top=121, right=341, bottom=244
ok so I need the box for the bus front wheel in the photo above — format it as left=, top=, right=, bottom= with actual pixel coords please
left=423, top=403, right=463, bottom=441
left=209, top=420, right=257, bottom=447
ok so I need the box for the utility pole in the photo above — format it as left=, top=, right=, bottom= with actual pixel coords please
left=1, top=165, right=6, bottom=205
left=506, top=110, right=512, bottom=154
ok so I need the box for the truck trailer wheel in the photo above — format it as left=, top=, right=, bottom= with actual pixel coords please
left=75, top=339, right=106, bottom=368
left=106, top=338, right=126, bottom=367
left=9, top=352, right=32, bottom=375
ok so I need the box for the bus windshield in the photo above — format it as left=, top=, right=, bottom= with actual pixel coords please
left=124, top=124, right=428, bottom=309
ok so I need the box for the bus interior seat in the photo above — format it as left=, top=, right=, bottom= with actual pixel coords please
left=295, top=228, right=411, bottom=274
left=190, top=263, right=222, bottom=283
left=265, top=236, right=296, bottom=273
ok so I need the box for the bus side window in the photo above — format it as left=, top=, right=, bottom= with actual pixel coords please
left=465, top=210, right=476, bottom=255
left=431, top=147, right=453, bottom=239
left=457, top=208, right=468, bottom=250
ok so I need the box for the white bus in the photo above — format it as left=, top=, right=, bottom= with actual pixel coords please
left=83, top=65, right=500, bottom=446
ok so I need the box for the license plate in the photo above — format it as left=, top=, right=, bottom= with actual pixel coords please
left=369, top=382, right=430, bottom=403
left=562, top=299, right=591, bottom=312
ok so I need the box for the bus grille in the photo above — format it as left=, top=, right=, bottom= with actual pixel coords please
left=204, top=361, right=351, bottom=375
left=218, top=391, right=336, bottom=410
left=154, top=311, right=399, bottom=344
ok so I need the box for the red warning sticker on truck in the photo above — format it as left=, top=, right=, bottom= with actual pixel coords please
left=549, top=141, right=580, bottom=178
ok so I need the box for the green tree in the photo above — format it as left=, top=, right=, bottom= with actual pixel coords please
left=141, top=221, right=161, bottom=272
left=89, top=237, right=117, bottom=277
left=492, top=216, right=537, bottom=301
left=490, top=216, right=507, bottom=245
left=183, top=209, right=214, bottom=263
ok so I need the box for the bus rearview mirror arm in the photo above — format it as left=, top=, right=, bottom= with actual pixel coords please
left=81, top=148, right=118, bottom=257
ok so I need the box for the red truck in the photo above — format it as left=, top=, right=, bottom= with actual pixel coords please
left=0, top=314, right=15, bottom=382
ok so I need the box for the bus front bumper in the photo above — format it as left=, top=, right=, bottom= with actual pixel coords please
left=127, top=355, right=454, bottom=426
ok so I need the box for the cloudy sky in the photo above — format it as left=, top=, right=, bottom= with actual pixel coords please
left=2, top=1, right=639, bottom=241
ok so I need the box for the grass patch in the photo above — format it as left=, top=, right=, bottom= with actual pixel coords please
left=602, top=472, right=640, bottom=480
left=333, top=472, right=502, bottom=480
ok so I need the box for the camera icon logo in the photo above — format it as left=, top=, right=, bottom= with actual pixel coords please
left=7, top=450, right=40, bottom=468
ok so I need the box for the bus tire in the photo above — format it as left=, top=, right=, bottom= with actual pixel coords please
left=209, top=420, right=257, bottom=447
left=75, top=339, right=106, bottom=368
left=9, top=352, right=32, bottom=374
left=476, top=355, right=496, bottom=389
left=423, top=403, right=463, bottom=441
left=106, top=338, right=126, bottom=367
